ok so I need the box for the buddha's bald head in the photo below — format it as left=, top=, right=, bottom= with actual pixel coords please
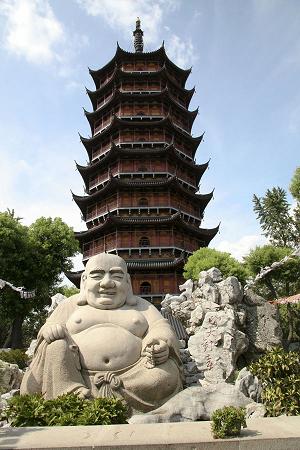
left=79, top=253, right=136, bottom=308
left=85, top=253, right=128, bottom=276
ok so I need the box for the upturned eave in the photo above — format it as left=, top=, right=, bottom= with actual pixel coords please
left=85, top=88, right=197, bottom=126
left=75, top=145, right=208, bottom=183
left=80, top=115, right=203, bottom=152
left=72, top=176, right=213, bottom=212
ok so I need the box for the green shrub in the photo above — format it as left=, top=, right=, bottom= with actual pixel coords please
left=1, top=393, right=128, bottom=427
left=183, top=248, right=249, bottom=284
left=249, top=347, right=300, bottom=416
left=211, top=406, right=246, bottom=439
left=0, top=349, right=29, bottom=369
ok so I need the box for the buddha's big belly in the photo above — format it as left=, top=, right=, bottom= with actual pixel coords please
left=71, top=324, right=142, bottom=371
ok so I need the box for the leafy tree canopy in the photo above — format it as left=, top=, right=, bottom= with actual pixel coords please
left=253, top=188, right=297, bottom=247
left=183, top=248, right=249, bottom=284
left=244, top=245, right=300, bottom=299
left=253, top=168, right=300, bottom=248
left=54, top=285, right=80, bottom=298
left=0, top=211, right=79, bottom=348
left=289, top=167, right=300, bottom=202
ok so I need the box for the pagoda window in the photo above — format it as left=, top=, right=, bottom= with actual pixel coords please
left=138, top=198, right=148, bottom=206
left=136, top=62, right=145, bottom=71
left=138, top=166, right=148, bottom=172
left=139, top=236, right=150, bottom=247
left=140, top=282, right=151, bottom=295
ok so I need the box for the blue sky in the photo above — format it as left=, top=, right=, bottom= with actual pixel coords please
left=0, top=0, right=299, bottom=270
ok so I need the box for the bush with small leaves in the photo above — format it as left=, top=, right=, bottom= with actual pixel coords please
left=211, top=406, right=246, bottom=439
left=1, top=393, right=128, bottom=427
left=249, top=347, right=300, bottom=416
left=0, top=349, right=29, bottom=370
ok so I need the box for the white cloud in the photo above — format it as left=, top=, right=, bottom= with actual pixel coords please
left=213, top=234, right=267, bottom=261
left=0, top=0, right=65, bottom=64
left=76, top=0, right=179, bottom=45
left=166, top=34, right=196, bottom=68
left=77, top=0, right=196, bottom=67
left=0, top=127, right=85, bottom=231
left=0, top=0, right=88, bottom=84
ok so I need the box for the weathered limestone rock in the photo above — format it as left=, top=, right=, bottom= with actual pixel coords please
left=20, top=254, right=183, bottom=414
left=206, top=267, right=223, bottom=283
left=129, top=382, right=265, bottom=423
left=235, top=367, right=262, bottom=402
left=218, top=276, right=243, bottom=305
left=188, top=308, right=248, bottom=383
left=163, top=268, right=283, bottom=385
left=195, top=273, right=220, bottom=304
left=241, top=290, right=283, bottom=362
left=0, top=360, right=23, bottom=394
left=161, top=280, right=194, bottom=312
left=46, top=293, right=68, bottom=316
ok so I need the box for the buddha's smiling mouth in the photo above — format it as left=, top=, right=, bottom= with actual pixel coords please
left=98, top=291, right=116, bottom=297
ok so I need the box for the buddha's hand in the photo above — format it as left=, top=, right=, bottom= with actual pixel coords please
left=39, top=324, right=65, bottom=343
left=142, top=338, right=169, bottom=367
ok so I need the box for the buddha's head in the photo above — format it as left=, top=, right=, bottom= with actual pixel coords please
left=79, top=253, right=135, bottom=309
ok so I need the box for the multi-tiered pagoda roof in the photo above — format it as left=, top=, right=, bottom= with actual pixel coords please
left=70, top=19, right=218, bottom=305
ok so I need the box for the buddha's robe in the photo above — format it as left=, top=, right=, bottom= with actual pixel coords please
left=21, top=294, right=183, bottom=413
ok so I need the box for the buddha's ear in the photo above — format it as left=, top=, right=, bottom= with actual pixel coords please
left=77, top=272, right=87, bottom=306
left=125, top=273, right=137, bottom=306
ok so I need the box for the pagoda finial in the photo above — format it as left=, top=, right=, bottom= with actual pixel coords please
left=133, top=17, right=144, bottom=53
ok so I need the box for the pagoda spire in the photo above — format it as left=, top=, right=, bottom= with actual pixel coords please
left=133, top=17, right=144, bottom=53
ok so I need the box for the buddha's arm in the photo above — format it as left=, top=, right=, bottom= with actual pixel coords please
left=137, top=298, right=180, bottom=364
left=38, top=295, right=79, bottom=343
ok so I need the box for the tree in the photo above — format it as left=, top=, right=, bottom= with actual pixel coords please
left=54, top=285, right=80, bottom=298
left=251, top=169, right=300, bottom=344
left=289, top=167, right=300, bottom=240
left=0, top=212, right=79, bottom=348
left=183, top=248, right=249, bottom=284
left=253, top=168, right=300, bottom=248
left=289, top=167, right=300, bottom=201
left=244, top=245, right=300, bottom=343
left=244, top=245, right=300, bottom=299
left=253, top=188, right=297, bottom=247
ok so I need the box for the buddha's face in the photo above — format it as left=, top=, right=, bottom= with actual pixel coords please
left=83, top=254, right=129, bottom=310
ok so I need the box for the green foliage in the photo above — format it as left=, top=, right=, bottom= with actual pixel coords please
left=289, top=167, right=300, bottom=202
left=2, top=393, right=128, bottom=427
left=183, top=248, right=249, bottom=284
left=0, top=211, right=79, bottom=348
left=54, top=285, right=80, bottom=298
left=249, top=347, right=300, bottom=416
left=0, top=349, right=29, bottom=369
left=211, top=406, right=246, bottom=439
left=22, top=308, right=49, bottom=348
left=278, top=303, right=300, bottom=342
left=244, top=245, right=300, bottom=299
left=253, top=187, right=298, bottom=247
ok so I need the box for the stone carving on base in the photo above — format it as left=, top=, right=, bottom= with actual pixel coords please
left=129, top=380, right=265, bottom=424
left=20, top=253, right=183, bottom=413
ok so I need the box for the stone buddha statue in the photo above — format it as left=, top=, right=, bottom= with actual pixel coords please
left=21, top=253, right=183, bottom=413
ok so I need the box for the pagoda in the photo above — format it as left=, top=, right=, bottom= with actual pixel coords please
left=71, top=19, right=219, bottom=306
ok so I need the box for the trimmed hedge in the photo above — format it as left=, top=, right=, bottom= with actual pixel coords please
left=1, top=393, right=128, bottom=426
left=211, top=406, right=246, bottom=439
